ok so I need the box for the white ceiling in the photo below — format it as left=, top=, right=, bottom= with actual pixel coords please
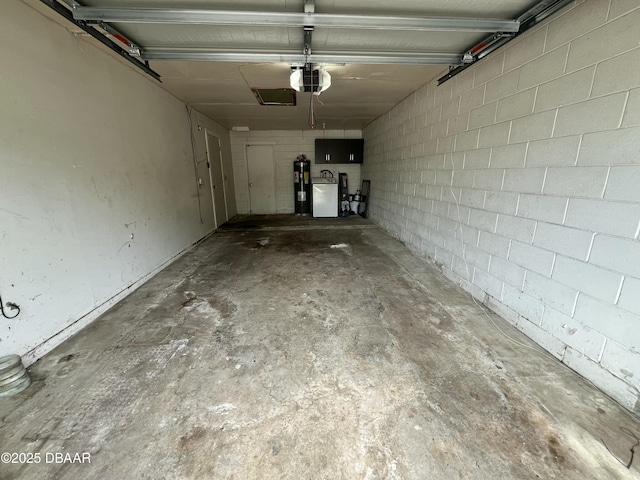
left=156, top=61, right=448, bottom=129
left=28, top=0, right=541, bottom=130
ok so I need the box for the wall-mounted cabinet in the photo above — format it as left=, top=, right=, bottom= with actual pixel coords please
left=315, top=139, right=364, bottom=164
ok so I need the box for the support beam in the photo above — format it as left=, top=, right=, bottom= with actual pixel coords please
left=72, top=7, right=520, bottom=33
left=140, top=50, right=463, bottom=66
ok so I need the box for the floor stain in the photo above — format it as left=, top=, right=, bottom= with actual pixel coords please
left=0, top=217, right=638, bottom=479
left=178, top=427, right=207, bottom=450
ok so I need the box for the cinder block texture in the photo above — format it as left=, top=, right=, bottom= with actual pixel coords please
left=564, top=198, right=640, bottom=238
left=508, top=242, right=555, bottom=277
left=526, top=136, right=580, bottom=167
left=361, top=2, right=640, bottom=410
left=578, top=127, right=640, bottom=166
left=518, top=45, right=568, bottom=91
left=618, top=277, right=640, bottom=315
left=589, top=235, right=640, bottom=278
left=565, top=8, right=640, bottom=72
left=600, top=340, right=640, bottom=390
left=534, top=67, right=594, bottom=114
left=541, top=307, right=605, bottom=362
left=543, top=167, right=607, bottom=198
left=491, top=144, right=527, bottom=168
left=552, top=256, right=623, bottom=304
left=553, top=93, right=627, bottom=137
left=622, top=88, right=640, bottom=127
left=517, top=194, right=567, bottom=224
left=533, top=223, right=594, bottom=261
left=605, top=166, right=640, bottom=202
left=524, top=271, right=579, bottom=316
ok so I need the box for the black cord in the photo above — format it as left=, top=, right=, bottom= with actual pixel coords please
left=601, top=426, right=640, bottom=469
left=0, top=294, right=20, bottom=319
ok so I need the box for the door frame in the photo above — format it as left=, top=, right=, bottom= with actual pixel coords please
left=244, top=143, right=277, bottom=214
left=204, top=129, right=228, bottom=227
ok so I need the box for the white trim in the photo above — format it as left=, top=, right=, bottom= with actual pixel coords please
left=205, top=129, right=229, bottom=226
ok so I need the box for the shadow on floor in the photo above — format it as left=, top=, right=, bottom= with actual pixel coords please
left=219, top=213, right=374, bottom=231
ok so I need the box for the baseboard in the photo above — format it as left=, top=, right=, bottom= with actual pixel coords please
left=22, top=228, right=217, bottom=367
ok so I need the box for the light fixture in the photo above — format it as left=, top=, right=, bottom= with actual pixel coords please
left=290, top=67, right=331, bottom=95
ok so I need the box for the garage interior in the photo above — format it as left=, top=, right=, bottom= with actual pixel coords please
left=1, top=0, right=640, bottom=478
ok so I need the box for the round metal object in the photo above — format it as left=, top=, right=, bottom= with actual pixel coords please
left=0, top=369, right=28, bottom=387
left=0, top=375, right=31, bottom=398
left=0, top=354, right=31, bottom=398
left=0, top=355, right=21, bottom=374
left=0, top=363, right=25, bottom=382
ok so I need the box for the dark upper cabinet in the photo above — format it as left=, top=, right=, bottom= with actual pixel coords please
left=315, top=138, right=364, bottom=164
left=343, top=139, right=364, bottom=164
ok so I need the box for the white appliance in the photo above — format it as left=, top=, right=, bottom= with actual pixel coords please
left=312, top=178, right=338, bottom=217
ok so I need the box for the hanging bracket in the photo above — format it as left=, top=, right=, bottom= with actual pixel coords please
left=304, top=27, right=313, bottom=57
left=304, top=0, right=315, bottom=14
left=303, top=0, right=315, bottom=67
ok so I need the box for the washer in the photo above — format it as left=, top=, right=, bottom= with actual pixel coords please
left=312, top=177, right=338, bottom=217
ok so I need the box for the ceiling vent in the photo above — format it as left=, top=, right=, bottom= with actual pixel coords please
left=251, top=88, right=296, bottom=106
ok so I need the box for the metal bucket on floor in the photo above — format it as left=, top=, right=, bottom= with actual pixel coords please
left=0, top=355, right=31, bottom=398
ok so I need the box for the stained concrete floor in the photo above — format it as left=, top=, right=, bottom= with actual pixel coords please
left=1, top=215, right=639, bottom=479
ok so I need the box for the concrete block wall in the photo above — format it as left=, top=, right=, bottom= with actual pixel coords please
left=231, top=130, right=363, bottom=214
left=362, top=1, right=640, bottom=413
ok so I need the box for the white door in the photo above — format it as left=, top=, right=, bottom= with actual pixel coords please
left=206, top=132, right=228, bottom=227
left=246, top=145, right=276, bottom=214
left=195, top=152, right=215, bottom=229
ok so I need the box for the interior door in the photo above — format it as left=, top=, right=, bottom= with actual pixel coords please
left=246, top=144, right=276, bottom=214
left=195, top=153, right=215, bottom=230
left=206, top=132, right=228, bottom=228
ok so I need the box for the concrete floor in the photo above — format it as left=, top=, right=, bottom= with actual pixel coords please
left=1, top=215, right=639, bottom=479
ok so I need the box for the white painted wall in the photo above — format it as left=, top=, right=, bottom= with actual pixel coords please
left=0, top=1, right=233, bottom=362
left=231, top=130, right=363, bottom=214
left=362, top=1, right=640, bottom=413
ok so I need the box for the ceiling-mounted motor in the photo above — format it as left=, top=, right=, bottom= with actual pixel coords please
left=290, top=67, right=331, bottom=94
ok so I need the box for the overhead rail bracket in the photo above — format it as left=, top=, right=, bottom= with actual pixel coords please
left=438, top=0, right=574, bottom=85
left=39, top=0, right=161, bottom=82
